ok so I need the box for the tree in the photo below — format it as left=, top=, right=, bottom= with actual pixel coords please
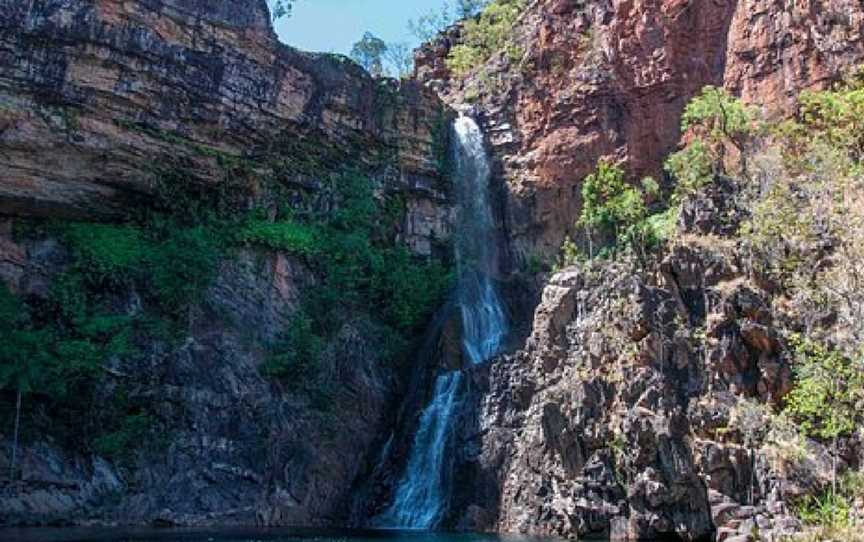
left=408, top=4, right=453, bottom=42
left=270, top=0, right=294, bottom=20
left=455, top=0, right=489, bottom=17
left=0, top=286, right=56, bottom=480
left=384, top=42, right=415, bottom=79
left=578, top=160, right=650, bottom=257
left=664, top=87, right=759, bottom=202
left=680, top=86, right=759, bottom=174
left=407, top=0, right=491, bottom=43
left=784, top=336, right=864, bottom=498
left=351, top=32, right=388, bottom=77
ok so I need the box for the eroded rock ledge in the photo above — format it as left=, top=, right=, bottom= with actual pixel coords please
left=0, top=0, right=452, bottom=256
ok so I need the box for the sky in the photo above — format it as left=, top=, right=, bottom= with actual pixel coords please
left=273, top=0, right=445, bottom=55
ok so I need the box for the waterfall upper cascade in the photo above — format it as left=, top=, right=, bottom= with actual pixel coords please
left=377, top=115, right=508, bottom=529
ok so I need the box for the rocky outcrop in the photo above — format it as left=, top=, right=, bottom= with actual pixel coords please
left=1, top=0, right=862, bottom=537
left=0, top=0, right=452, bottom=255
left=449, top=214, right=817, bottom=540
left=415, top=0, right=864, bottom=264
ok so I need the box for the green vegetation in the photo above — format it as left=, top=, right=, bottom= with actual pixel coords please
left=446, top=0, right=526, bottom=76
left=237, top=173, right=452, bottom=391
left=1, top=165, right=453, bottom=460
left=663, top=139, right=714, bottom=202
left=557, top=160, right=673, bottom=266
left=269, top=0, right=295, bottom=20
left=408, top=0, right=490, bottom=42
left=665, top=86, right=759, bottom=201
left=798, top=77, right=864, bottom=158
left=794, top=471, right=864, bottom=538
left=61, top=220, right=222, bottom=317
left=351, top=32, right=389, bottom=77
left=239, top=217, right=319, bottom=255
left=263, top=310, right=324, bottom=384
left=680, top=86, right=759, bottom=153
left=784, top=337, right=864, bottom=495
left=556, top=87, right=762, bottom=268
left=741, top=73, right=864, bottom=348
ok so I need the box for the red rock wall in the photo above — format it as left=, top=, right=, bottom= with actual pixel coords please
left=416, top=0, right=864, bottom=263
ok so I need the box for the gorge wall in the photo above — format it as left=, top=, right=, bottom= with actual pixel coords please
left=0, top=0, right=454, bottom=527
left=415, top=0, right=864, bottom=264
left=1, top=0, right=863, bottom=539
left=419, top=0, right=864, bottom=540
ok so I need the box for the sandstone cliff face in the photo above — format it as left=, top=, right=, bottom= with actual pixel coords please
left=415, top=0, right=864, bottom=264
left=0, top=0, right=452, bottom=255
left=0, top=0, right=453, bottom=528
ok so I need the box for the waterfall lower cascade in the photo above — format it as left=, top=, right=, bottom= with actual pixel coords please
left=378, top=115, right=508, bottom=529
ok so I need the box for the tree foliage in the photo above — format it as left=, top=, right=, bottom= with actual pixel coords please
left=446, top=0, right=526, bottom=76
left=741, top=75, right=864, bottom=349
left=269, top=0, right=294, bottom=20
left=576, top=160, right=670, bottom=259
left=666, top=86, right=759, bottom=200
left=681, top=85, right=759, bottom=152
left=408, top=0, right=490, bottom=42
left=351, top=32, right=389, bottom=77
left=784, top=337, right=863, bottom=443
left=384, top=42, right=415, bottom=79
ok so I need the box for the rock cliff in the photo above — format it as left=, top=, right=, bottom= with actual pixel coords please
left=0, top=0, right=454, bottom=527
left=1, top=0, right=863, bottom=539
left=0, top=0, right=452, bottom=254
left=415, top=0, right=864, bottom=264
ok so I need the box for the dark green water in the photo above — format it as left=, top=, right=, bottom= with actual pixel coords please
left=0, top=528, right=573, bottom=542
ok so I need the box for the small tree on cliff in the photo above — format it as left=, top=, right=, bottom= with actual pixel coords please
left=784, top=336, right=864, bottom=498
left=270, top=0, right=294, bottom=20
left=666, top=86, right=759, bottom=199
left=351, top=32, right=389, bottom=77
left=384, top=42, right=415, bottom=79
left=578, top=160, right=661, bottom=259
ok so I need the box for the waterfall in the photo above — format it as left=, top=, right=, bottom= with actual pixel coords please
left=377, top=115, right=508, bottom=529
left=453, top=115, right=508, bottom=365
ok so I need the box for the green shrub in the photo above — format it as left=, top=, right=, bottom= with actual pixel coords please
left=664, top=139, right=714, bottom=202
left=239, top=219, right=320, bottom=255
left=784, top=337, right=863, bottom=443
left=0, top=285, right=58, bottom=396
left=799, top=79, right=864, bottom=157
left=263, top=311, right=325, bottom=385
left=91, top=413, right=154, bottom=461
left=446, top=0, right=526, bottom=76
left=370, top=246, right=452, bottom=330
left=148, top=226, right=221, bottom=314
left=784, top=336, right=864, bottom=496
left=797, top=492, right=853, bottom=530
left=553, top=235, right=583, bottom=271
left=64, top=223, right=147, bottom=284
left=681, top=85, right=758, bottom=149
left=666, top=86, right=759, bottom=200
